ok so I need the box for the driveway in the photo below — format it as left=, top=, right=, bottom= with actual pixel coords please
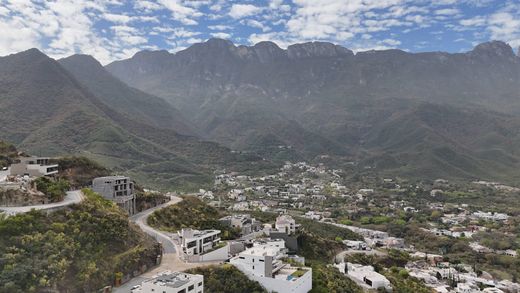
left=0, top=190, right=84, bottom=216
left=114, top=195, right=221, bottom=293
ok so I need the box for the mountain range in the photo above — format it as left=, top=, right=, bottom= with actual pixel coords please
left=106, top=39, right=520, bottom=182
left=0, top=48, right=267, bottom=189
left=1, top=39, right=520, bottom=186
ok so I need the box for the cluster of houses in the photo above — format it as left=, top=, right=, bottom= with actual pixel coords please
left=405, top=256, right=520, bottom=293
left=166, top=213, right=314, bottom=293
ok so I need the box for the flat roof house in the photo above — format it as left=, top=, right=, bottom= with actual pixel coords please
left=178, top=228, right=221, bottom=256
left=344, top=262, right=392, bottom=291
left=230, top=239, right=312, bottom=293
left=92, top=176, right=136, bottom=215
left=10, top=157, right=59, bottom=177
left=140, top=271, right=203, bottom=293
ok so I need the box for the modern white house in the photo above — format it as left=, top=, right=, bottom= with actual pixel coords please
left=275, top=214, right=299, bottom=235
left=9, top=157, right=58, bottom=177
left=178, top=228, right=222, bottom=256
left=92, top=176, right=136, bottom=215
left=339, top=262, right=392, bottom=291
left=230, top=239, right=312, bottom=293
left=139, top=271, right=203, bottom=293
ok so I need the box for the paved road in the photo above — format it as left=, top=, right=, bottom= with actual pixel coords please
left=114, top=196, right=220, bottom=293
left=0, top=190, right=84, bottom=216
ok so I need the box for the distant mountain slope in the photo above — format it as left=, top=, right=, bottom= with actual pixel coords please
left=0, top=49, right=267, bottom=189
left=106, top=39, right=520, bottom=182
left=58, top=54, right=195, bottom=136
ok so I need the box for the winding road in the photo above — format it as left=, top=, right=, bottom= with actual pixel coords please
left=0, top=190, right=84, bottom=216
left=114, top=195, right=221, bottom=293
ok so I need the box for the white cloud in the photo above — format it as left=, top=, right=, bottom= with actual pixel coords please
left=211, top=32, right=232, bottom=39
left=156, top=0, right=202, bottom=25
left=229, top=4, right=262, bottom=19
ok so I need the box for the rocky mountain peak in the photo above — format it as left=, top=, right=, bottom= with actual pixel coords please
left=251, top=41, right=286, bottom=62
left=287, top=41, right=353, bottom=59
left=470, top=41, right=516, bottom=59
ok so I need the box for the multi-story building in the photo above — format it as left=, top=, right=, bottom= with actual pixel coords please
left=140, top=271, right=203, bottom=293
left=275, top=214, right=299, bottom=235
left=9, top=157, right=58, bottom=177
left=92, top=176, right=136, bottom=215
left=178, top=229, right=221, bottom=256
left=230, top=239, right=312, bottom=293
left=219, top=214, right=262, bottom=235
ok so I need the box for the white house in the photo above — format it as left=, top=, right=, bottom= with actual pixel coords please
left=9, top=157, right=59, bottom=177
left=275, top=214, right=299, bottom=235
left=230, top=239, right=312, bottom=293
left=344, top=263, right=392, bottom=291
left=140, top=271, right=203, bottom=293
left=178, top=229, right=221, bottom=256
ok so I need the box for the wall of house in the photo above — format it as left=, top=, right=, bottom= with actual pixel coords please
left=237, top=267, right=312, bottom=293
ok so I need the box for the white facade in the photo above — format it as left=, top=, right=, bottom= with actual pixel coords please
left=275, top=214, right=299, bottom=235
left=178, top=229, right=221, bottom=256
left=9, top=157, right=58, bottom=177
left=140, top=271, right=203, bottom=293
left=230, top=240, right=312, bottom=293
left=346, top=263, right=392, bottom=291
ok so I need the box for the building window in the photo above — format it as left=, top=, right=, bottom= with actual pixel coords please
left=188, top=285, right=194, bottom=291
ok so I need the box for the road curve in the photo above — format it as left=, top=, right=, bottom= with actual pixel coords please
left=0, top=190, right=84, bottom=216
left=115, top=195, right=221, bottom=293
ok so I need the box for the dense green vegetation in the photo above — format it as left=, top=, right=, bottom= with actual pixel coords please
left=147, top=196, right=240, bottom=239
left=384, top=267, right=434, bottom=293
left=34, top=177, right=70, bottom=202
left=53, top=156, right=111, bottom=188
left=310, top=263, right=363, bottom=293
left=186, top=264, right=267, bottom=293
left=0, top=189, right=160, bottom=293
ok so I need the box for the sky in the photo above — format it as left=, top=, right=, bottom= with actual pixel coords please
left=1, top=0, right=519, bottom=64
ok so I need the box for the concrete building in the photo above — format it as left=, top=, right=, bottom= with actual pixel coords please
left=140, top=271, right=203, bottom=293
left=92, top=176, right=136, bottom=215
left=275, top=214, right=299, bottom=235
left=230, top=239, right=312, bottom=293
left=219, top=214, right=262, bottom=235
left=343, top=262, right=392, bottom=291
left=178, top=229, right=221, bottom=256
left=10, top=157, right=58, bottom=177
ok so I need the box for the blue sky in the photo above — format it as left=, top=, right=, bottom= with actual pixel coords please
left=1, top=0, right=519, bottom=64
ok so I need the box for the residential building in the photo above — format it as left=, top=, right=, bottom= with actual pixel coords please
left=219, top=214, right=262, bottom=235
left=344, top=262, right=392, bottom=291
left=140, top=271, right=203, bottom=293
left=230, top=239, right=312, bottom=293
left=9, top=157, right=58, bottom=177
left=178, top=229, right=221, bottom=256
left=92, top=176, right=136, bottom=215
left=275, top=214, right=299, bottom=235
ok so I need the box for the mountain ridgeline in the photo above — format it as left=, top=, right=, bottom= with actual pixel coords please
left=106, top=39, right=520, bottom=182
left=0, top=48, right=267, bottom=190
left=0, top=39, right=520, bottom=185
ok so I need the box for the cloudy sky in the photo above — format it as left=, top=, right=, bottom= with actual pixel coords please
left=1, top=0, right=519, bottom=64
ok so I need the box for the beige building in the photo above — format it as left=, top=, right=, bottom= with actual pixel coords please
left=10, top=157, right=58, bottom=177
